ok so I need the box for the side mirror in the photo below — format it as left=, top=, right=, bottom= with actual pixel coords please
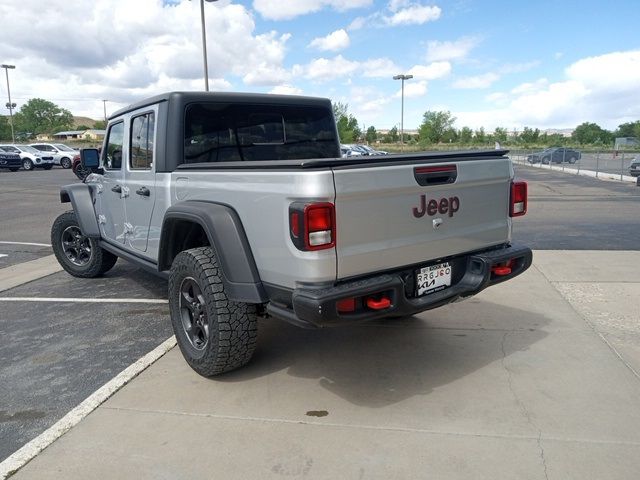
left=80, top=148, right=101, bottom=173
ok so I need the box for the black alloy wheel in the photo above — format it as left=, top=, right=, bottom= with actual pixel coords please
left=178, top=277, right=210, bottom=351
left=61, top=225, right=93, bottom=266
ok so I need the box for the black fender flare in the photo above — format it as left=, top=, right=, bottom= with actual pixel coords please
left=158, top=200, right=267, bottom=304
left=59, top=184, right=100, bottom=237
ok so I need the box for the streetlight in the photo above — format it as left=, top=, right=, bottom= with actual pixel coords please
left=393, top=74, right=413, bottom=149
left=102, top=99, right=108, bottom=123
left=193, top=0, right=219, bottom=92
left=2, top=64, right=16, bottom=143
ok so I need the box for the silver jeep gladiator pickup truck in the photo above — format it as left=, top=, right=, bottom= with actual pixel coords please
left=51, top=91, right=532, bottom=376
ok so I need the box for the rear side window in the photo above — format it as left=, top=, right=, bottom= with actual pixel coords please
left=105, top=122, right=124, bottom=170
left=183, top=103, right=337, bottom=164
left=130, top=112, right=155, bottom=170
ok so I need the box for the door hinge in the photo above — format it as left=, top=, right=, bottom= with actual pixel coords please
left=98, top=214, right=106, bottom=225
left=124, top=222, right=134, bottom=235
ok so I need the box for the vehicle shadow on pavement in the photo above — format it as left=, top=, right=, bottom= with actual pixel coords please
left=218, top=301, right=549, bottom=408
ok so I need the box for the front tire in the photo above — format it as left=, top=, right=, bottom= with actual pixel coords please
left=169, top=247, right=258, bottom=376
left=23, top=159, right=34, bottom=171
left=60, top=157, right=72, bottom=169
left=43, top=164, right=53, bottom=170
left=51, top=211, right=117, bottom=278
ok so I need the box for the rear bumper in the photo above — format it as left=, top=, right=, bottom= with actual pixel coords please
left=267, top=244, right=533, bottom=328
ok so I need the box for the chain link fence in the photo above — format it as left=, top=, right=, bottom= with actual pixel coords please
left=509, top=148, right=639, bottom=182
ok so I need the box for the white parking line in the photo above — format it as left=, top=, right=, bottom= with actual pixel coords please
left=0, top=254, right=7, bottom=258
left=0, top=297, right=168, bottom=304
left=0, top=241, right=52, bottom=247
left=0, top=336, right=177, bottom=480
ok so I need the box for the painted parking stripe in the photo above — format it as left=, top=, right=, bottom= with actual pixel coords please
left=0, top=297, right=168, bottom=304
left=0, top=255, right=62, bottom=293
left=0, top=241, right=52, bottom=247
left=0, top=336, right=177, bottom=479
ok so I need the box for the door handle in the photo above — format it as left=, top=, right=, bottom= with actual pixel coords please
left=136, top=186, right=150, bottom=197
left=111, top=185, right=122, bottom=193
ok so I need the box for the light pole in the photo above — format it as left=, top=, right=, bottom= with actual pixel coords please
left=2, top=64, right=16, bottom=143
left=102, top=99, right=108, bottom=123
left=393, top=74, right=412, bottom=149
left=195, top=0, right=219, bottom=92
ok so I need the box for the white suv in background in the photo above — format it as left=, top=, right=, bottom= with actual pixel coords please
left=0, top=144, right=55, bottom=170
left=29, top=143, right=80, bottom=169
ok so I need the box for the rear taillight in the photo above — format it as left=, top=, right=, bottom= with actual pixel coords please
left=510, top=181, right=527, bottom=217
left=289, top=202, right=336, bottom=251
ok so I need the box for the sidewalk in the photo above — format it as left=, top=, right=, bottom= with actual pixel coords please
left=8, top=251, right=640, bottom=479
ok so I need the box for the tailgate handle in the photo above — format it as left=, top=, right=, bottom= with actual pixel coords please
left=414, top=165, right=457, bottom=186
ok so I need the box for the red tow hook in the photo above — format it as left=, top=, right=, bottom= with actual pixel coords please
left=491, top=259, right=514, bottom=276
left=366, top=296, right=391, bottom=310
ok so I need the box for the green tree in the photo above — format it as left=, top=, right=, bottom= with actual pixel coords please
left=93, top=120, right=107, bottom=129
left=614, top=121, right=640, bottom=139
left=493, top=127, right=508, bottom=143
left=13, top=98, right=73, bottom=134
left=0, top=116, right=11, bottom=141
left=76, top=124, right=91, bottom=131
left=572, top=122, right=612, bottom=144
left=459, top=126, right=473, bottom=144
left=365, top=126, right=377, bottom=143
left=473, top=127, right=486, bottom=144
left=332, top=101, right=361, bottom=143
left=385, top=126, right=399, bottom=143
left=519, top=127, right=540, bottom=144
left=418, top=110, right=456, bottom=144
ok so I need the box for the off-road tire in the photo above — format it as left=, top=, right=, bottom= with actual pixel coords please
left=51, top=211, right=117, bottom=278
left=169, top=247, right=258, bottom=376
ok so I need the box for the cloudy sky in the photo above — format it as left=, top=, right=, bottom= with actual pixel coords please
left=0, top=0, right=639, bottom=131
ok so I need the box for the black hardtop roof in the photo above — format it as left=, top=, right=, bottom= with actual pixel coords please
left=110, top=91, right=333, bottom=120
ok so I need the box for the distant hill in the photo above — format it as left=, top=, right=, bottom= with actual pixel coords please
left=72, top=116, right=100, bottom=129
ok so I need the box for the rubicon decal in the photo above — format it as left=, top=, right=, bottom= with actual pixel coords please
left=412, top=195, right=460, bottom=218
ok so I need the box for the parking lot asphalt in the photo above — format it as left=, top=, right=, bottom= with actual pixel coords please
left=7, top=250, right=640, bottom=480
left=1, top=164, right=639, bottom=478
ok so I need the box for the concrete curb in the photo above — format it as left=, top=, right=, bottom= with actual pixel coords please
left=0, top=336, right=177, bottom=479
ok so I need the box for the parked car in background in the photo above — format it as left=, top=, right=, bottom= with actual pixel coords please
left=0, top=144, right=55, bottom=170
left=629, top=156, right=640, bottom=177
left=29, top=143, right=80, bottom=169
left=340, top=145, right=364, bottom=157
left=526, top=147, right=581, bottom=164
left=0, top=151, right=22, bottom=172
left=357, top=144, right=388, bottom=155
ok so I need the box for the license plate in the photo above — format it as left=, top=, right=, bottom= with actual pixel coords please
left=416, top=262, right=452, bottom=296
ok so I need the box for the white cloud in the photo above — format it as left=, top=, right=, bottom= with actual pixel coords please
left=0, top=0, right=292, bottom=118
left=253, top=0, right=372, bottom=21
left=426, top=36, right=481, bottom=62
left=349, top=1, right=441, bottom=30
left=384, top=5, right=441, bottom=26
left=460, top=50, right=640, bottom=130
left=394, top=81, right=428, bottom=98
left=309, top=29, right=350, bottom=52
left=295, top=55, right=399, bottom=82
left=407, top=61, right=451, bottom=80
left=453, top=72, right=500, bottom=89
left=269, top=85, right=304, bottom=95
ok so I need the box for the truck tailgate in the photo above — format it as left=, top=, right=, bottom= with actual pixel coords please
left=332, top=156, right=513, bottom=280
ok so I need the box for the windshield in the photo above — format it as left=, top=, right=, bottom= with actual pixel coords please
left=19, top=145, right=40, bottom=154
left=54, top=144, right=76, bottom=152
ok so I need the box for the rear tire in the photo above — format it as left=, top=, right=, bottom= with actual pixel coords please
left=60, top=157, right=72, bottom=169
left=169, top=247, right=258, bottom=376
left=51, top=211, right=117, bottom=278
